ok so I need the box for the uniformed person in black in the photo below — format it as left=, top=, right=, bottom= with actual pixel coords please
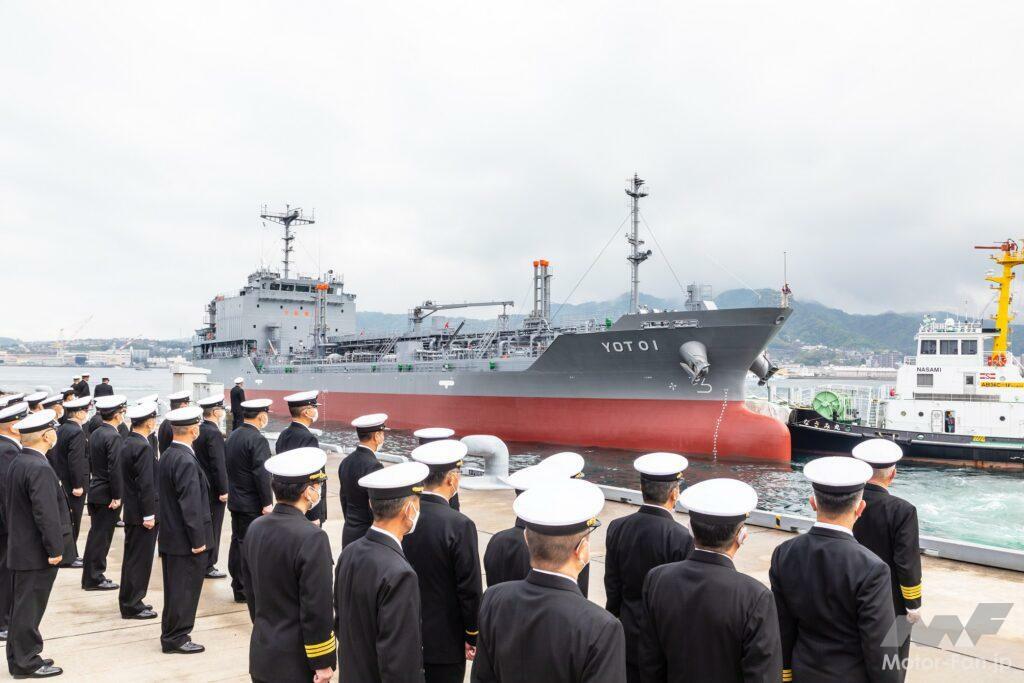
left=640, top=478, right=782, bottom=682
left=0, top=401, right=29, bottom=644
left=76, top=374, right=91, bottom=398
left=405, top=440, right=483, bottom=683
left=158, top=391, right=192, bottom=454
left=52, top=397, right=91, bottom=568
left=195, top=395, right=229, bottom=579
left=241, top=447, right=336, bottom=683
left=338, top=413, right=386, bottom=547
left=82, top=394, right=128, bottom=591
left=605, top=452, right=693, bottom=683
left=413, top=427, right=461, bottom=511
left=118, top=402, right=160, bottom=620
left=230, top=378, right=246, bottom=432
left=276, top=391, right=327, bottom=525
left=38, top=396, right=63, bottom=431
left=770, top=456, right=898, bottom=683
left=483, top=458, right=590, bottom=595
left=472, top=478, right=626, bottom=683
left=225, top=398, right=274, bottom=603
left=70, top=376, right=85, bottom=398
left=335, top=461, right=429, bottom=683
left=157, top=405, right=213, bottom=655
left=5, top=410, right=71, bottom=678
left=852, top=440, right=922, bottom=682
left=24, top=392, right=47, bottom=413
left=93, top=378, right=113, bottom=398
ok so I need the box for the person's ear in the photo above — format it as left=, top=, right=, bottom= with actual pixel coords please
left=888, top=468, right=897, bottom=483
left=809, top=494, right=818, bottom=512
left=855, top=498, right=867, bottom=518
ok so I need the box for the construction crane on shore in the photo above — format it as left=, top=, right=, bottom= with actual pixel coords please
left=55, top=315, right=94, bottom=357
left=409, top=300, right=514, bottom=333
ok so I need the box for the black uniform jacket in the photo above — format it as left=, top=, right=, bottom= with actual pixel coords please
left=84, top=412, right=103, bottom=439
left=401, top=492, right=483, bottom=663
left=52, top=420, right=89, bottom=494
left=93, top=383, right=114, bottom=398
left=242, top=504, right=336, bottom=681
left=472, top=569, right=626, bottom=683
left=854, top=484, right=923, bottom=615
left=337, top=445, right=382, bottom=545
left=0, top=434, right=23, bottom=536
left=605, top=505, right=693, bottom=670
left=73, top=380, right=89, bottom=398
left=275, top=422, right=327, bottom=523
left=334, top=527, right=424, bottom=683
left=88, top=422, right=124, bottom=505
left=5, top=448, right=72, bottom=570
left=157, top=418, right=174, bottom=455
left=640, top=549, right=782, bottom=683
left=195, top=420, right=229, bottom=500
left=770, top=525, right=898, bottom=683
left=157, top=442, right=213, bottom=556
left=121, top=432, right=159, bottom=525
left=483, top=517, right=591, bottom=596
left=225, top=424, right=273, bottom=514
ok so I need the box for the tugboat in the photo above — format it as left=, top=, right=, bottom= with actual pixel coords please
left=787, top=239, right=1024, bottom=467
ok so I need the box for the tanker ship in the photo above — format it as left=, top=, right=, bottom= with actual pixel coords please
left=192, top=177, right=792, bottom=461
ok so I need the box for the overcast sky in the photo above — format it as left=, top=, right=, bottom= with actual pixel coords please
left=4, top=1, right=1024, bottom=340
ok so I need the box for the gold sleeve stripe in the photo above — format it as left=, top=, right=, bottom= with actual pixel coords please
left=782, top=670, right=793, bottom=682
left=305, top=641, right=337, bottom=657
left=465, top=630, right=479, bottom=636
left=900, top=584, right=922, bottom=599
left=304, top=633, right=337, bottom=656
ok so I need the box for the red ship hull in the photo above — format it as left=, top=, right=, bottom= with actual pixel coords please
left=250, top=390, right=791, bottom=462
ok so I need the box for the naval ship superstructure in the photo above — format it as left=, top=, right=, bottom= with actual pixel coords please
left=193, top=180, right=793, bottom=461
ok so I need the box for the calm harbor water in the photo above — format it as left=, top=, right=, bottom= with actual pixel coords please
left=2, top=365, right=1022, bottom=551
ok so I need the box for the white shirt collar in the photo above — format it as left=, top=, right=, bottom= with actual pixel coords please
left=0, top=433, right=18, bottom=446
left=170, top=441, right=196, bottom=455
left=532, top=568, right=578, bottom=585
left=420, top=490, right=449, bottom=503
left=641, top=503, right=673, bottom=514
left=692, top=547, right=736, bottom=563
left=813, top=521, right=854, bottom=536
left=370, top=526, right=402, bottom=547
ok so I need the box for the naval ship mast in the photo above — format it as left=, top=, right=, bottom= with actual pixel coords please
left=975, top=238, right=1024, bottom=366
left=260, top=204, right=315, bottom=280
left=625, top=174, right=652, bottom=314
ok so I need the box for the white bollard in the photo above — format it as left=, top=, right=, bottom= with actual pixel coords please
left=459, top=434, right=512, bottom=490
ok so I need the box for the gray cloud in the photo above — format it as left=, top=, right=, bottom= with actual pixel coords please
left=3, top=1, right=1024, bottom=339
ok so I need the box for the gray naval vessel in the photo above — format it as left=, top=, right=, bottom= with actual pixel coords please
left=193, top=177, right=793, bottom=462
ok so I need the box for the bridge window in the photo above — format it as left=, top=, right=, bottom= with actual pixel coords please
left=269, top=283, right=280, bottom=291
left=295, top=285, right=310, bottom=293
left=281, top=284, right=294, bottom=292
left=920, top=340, right=937, bottom=355
left=940, top=340, right=959, bottom=355
left=962, top=339, right=978, bottom=355
left=917, top=373, right=934, bottom=387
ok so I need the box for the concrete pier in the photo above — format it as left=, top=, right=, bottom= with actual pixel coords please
left=21, top=451, right=1024, bottom=681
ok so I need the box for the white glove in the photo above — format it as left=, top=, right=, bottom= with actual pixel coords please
left=906, top=608, right=921, bottom=625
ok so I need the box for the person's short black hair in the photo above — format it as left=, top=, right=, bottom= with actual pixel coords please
left=690, top=518, right=743, bottom=551
left=100, top=409, right=123, bottom=422
left=813, top=489, right=863, bottom=516
left=640, top=479, right=679, bottom=505
left=130, top=415, right=156, bottom=429
left=370, top=494, right=415, bottom=521
left=243, top=409, right=264, bottom=420
left=202, top=406, right=220, bottom=419
left=524, top=528, right=588, bottom=568
left=424, top=467, right=457, bottom=488
left=271, top=479, right=311, bottom=503
left=357, top=429, right=380, bottom=442
left=288, top=405, right=311, bottom=418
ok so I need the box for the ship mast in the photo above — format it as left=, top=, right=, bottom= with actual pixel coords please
left=625, top=174, right=651, bottom=314
left=975, top=239, right=1024, bottom=366
left=260, top=204, right=316, bottom=279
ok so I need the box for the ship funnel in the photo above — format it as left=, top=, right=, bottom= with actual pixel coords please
left=749, top=352, right=779, bottom=386
left=459, top=434, right=512, bottom=490
left=678, top=341, right=710, bottom=385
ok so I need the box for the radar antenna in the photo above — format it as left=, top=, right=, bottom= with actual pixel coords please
left=625, top=174, right=651, bottom=314
left=260, top=204, right=315, bottom=279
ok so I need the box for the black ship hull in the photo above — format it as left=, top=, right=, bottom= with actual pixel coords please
left=788, top=408, right=1024, bottom=469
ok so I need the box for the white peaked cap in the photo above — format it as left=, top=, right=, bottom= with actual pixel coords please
left=513, top=479, right=605, bottom=535
left=538, top=451, right=585, bottom=478
left=680, top=478, right=758, bottom=523
left=803, top=456, right=873, bottom=494
left=852, top=439, right=904, bottom=467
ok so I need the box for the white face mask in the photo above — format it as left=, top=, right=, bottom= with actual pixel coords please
left=307, top=483, right=322, bottom=510
left=737, top=526, right=749, bottom=546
